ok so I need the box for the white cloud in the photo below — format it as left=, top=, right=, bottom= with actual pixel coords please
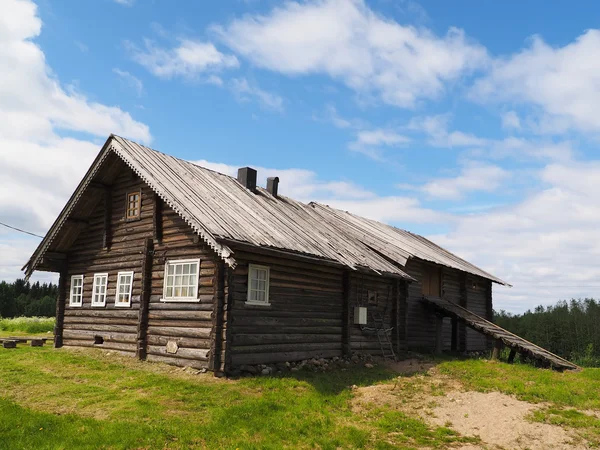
left=408, top=114, right=487, bottom=148
left=434, top=161, right=600, bottom=313
left=113, top=0, right=134, bottom=6
left=501, top=110, right=521, bottom=130
left=419, top=162, right=509, bottom=200
left=472, top=30, right=600, bottom=134
left=347, top=128, right=410, bottom=160
left=230, top=78, right=284, bottom=112
left=127, top=38, right=239, bottom=79
left=113, top=68, right=143, bottom=96
left=0, top=0, right=149, bottom=282
left=354, top=129, right=410, bottom=147
left=213, top=0, right=488, bottom=108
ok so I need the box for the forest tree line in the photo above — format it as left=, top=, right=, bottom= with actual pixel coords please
left=495, top=298, right=600, bottom=366
left=0, top=279, right=57, bottom=318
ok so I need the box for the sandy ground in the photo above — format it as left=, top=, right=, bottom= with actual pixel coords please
left=353, top=359, right=590, bottom=450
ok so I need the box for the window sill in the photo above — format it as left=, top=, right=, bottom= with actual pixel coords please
left=69, top=303, right=82, bottom=308
left=244, top=301, right=271, bottom=308
left=114, top=303, right=131, bottom=308
left=160, top=298, right=201, bottom=303
left=91, top=304, right=106, bottom=308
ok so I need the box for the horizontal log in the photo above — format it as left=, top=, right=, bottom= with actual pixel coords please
left=147, top=319, right=213, bottom=328
left=232, top=317, right=340, bottom=328
left=95, top=341, right=137, bottom=353
left=231, top=349, right=341, bottom=366
left=147, top=326, right=211, bottom=339
left=146, top=335, right=211, bottom=349
left=149, top=302, right=213, bottom=311
left=62, top=329, right=137, bottom=343
left=148, top=310, right=213, bottom=320
left=233, top=309, right=341, bottom=320
left=233, top=333, right=341, bottom=345
left=232, top=342, right=342, bottom=354
left=64, top=317, right=138, bottom=326
left=146, top=354, right=209, bottom=370
left=65, top=309, right=139, bottom=319
left=63, top=323, right=137, bottom=333
left=62, top=329, right=137, bottom=342
left=147, top=345, right=209, bottom=361
left=233, top=326, right=342, bottom=335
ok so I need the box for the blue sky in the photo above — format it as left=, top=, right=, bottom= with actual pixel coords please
left=2, top=0, right=600, bottom=313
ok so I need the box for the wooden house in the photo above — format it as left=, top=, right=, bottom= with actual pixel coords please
left=24, top=135, right=511, bottom=375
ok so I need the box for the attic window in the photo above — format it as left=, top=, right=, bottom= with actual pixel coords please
left=126, top=191, right=141, bottom=219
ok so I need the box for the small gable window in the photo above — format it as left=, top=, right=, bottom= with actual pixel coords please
left=91, top=273, right=108, bottom=307
left=115, top=271, right=134, bottom=307
left=422, top=265, right=441, bottom=297
left=69, top=275, right=83, bottom=307
left=126, top=191, right=141, bottom=219
left=247, top=264, right=270, bottom=305
left=162, top=259, right=200, bottom=302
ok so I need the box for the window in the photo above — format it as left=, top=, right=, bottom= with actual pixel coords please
left=422, top=265, right=441, bottom=297
left=162, top=259, right=200, bottom=302
left=69, top=275, right=83, bottom=307
left=125, top=191, right=141, bottom=219
left=91, top=273, right=108, bottom=307
left=247, top=264, right=270, bottom=305
left=115, top=271, right=134, bottom=307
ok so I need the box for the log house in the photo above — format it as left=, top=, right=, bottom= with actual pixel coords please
left=24, top=135, right=511, bottom=375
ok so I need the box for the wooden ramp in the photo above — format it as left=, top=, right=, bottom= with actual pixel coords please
left=422, top=296, right=579, bottom=371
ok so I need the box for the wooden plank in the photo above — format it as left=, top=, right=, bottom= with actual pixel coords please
left=209, top=260, right=225, bottom=372
left=153, top=193, right=163, bottom=244
left=103, top=188, right=112, bottom=249
left=55, top=265, right=67, bottom=348
left=491, top=339, right=503, bottom=360
left=422, top=296, right=579, bottom=371
left=341, top=270, right=351, bottom=357
left=136, top=237, right=153, bottom=360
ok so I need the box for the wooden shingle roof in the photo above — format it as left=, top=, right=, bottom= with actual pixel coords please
left=24, top=135, right=509, bottom=286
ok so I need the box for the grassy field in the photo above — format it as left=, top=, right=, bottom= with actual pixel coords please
left=0, top=347, right=475, bottom=450
left=0, top=347, right=598, bottom=449
left=0, top=317, right=54, bottom=337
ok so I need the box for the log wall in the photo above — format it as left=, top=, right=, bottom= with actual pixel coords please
left=227, top=251, right=345, bottom=366
left=404, top=258, right=489, bottom=353
left=348, top=273, right=401, bottom=355
left=62, top=162, right=221, bottom=369
left=466, top=275, right=491, bottom=351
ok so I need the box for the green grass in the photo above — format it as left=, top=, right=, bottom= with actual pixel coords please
left=0, top=347, right=470, bottom=449
left=0, top=317, right=55, bottom=335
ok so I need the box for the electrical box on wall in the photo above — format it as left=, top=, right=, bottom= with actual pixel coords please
left=354, top=307, right=367, bottom=325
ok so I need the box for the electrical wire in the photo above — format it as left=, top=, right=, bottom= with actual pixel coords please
left=0, top=221, right=44, bottom=238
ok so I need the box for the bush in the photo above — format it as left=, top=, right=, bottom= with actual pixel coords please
left=571, top=344, right=600, bottom=368
left=0, top=317, right=55, bottom=334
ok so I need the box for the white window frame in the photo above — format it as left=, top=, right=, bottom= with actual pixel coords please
left=161, top=259, right=200, bottom=302
left=91, top=273, right=108, bottom=307
left=246, top=264, right=270, bottom=306
left=69, top=275, right=84, bottom=307
left=115, top=271, right=134, bottom=308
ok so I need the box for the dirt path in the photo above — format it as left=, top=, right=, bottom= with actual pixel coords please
left=353, top=359, right=588, bottom=449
